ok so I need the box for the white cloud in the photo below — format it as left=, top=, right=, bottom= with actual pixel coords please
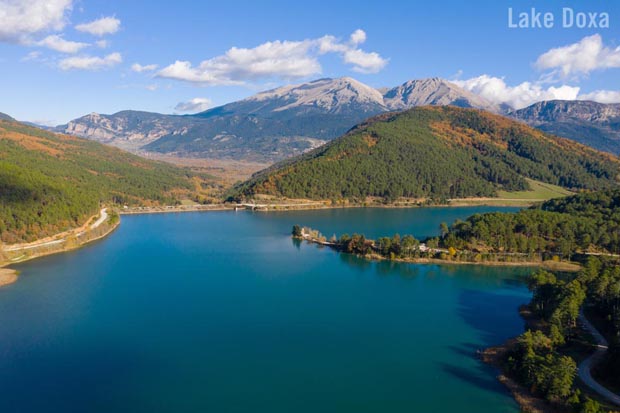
left=579, top=90, right=620, bottom=104
left=75, top=16, right=120, bottom=36
left=158, top=41, right=319, bottom=84
left=536, top=34, right=620, bottom=78
left=59, top=52, right=122, bottom=71
left=454, top=75, right=580, bottom=109
left=21, top=51, right=42, bottom=61
left=319, top=31, right=388, bottom=74
left=0, top=0, right=73, bottom=43
left=95, top=39, right=108, bottom=48
left=343, top=49, right=387, bottom=74
left=350, top=29, right=366, bottom=45
left=131, top=63, right=158, bottom=73
left=451, top=35, right=620, bottom=109
left=37, top=34, right=88, bottom=53
left=157, top=29, right=387, bottom=85
left=174, top=97, right=213, bottom=113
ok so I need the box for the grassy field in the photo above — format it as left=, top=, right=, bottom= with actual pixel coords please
left=498, top=179, right=573, bottom=200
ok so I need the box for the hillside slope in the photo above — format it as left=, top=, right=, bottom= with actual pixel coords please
left=0, top=120, right=210, bottom=243
left=233, top=107, right=620, bottom=201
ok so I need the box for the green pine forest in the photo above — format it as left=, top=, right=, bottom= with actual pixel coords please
left=0, top=120, right=213, bottom=243
left=442, top=190, right=620, bottom=258
left=233, top=107, right=620, bottom=201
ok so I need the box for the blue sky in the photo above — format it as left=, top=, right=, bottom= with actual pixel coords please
left=1, top=0, right=619, bottom=124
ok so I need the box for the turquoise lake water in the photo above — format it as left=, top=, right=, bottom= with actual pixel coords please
left=0, top=206, right=530, bottom=412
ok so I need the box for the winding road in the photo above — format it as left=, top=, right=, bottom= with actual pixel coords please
left=3, top=208, right=108, bottom=253
left=89, top=208, right=108, bottom=230
left=578, top=311, right=620, bottom=406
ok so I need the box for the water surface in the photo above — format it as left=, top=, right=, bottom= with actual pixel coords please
left=0, top=207, right=529, bottom=412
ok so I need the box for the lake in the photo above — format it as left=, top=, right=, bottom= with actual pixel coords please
left=0, top=206, right=530, bottom=412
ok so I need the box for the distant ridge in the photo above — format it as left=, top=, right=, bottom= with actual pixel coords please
left=57, top=78, right=620, bottom=162
left=511, top=100, right=620, bottom=155
left=57, top=77, right=504, bottom=162
left=0, top=112, right=15, bottom=121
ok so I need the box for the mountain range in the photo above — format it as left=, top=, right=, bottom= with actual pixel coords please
left=56, top=78, right=501, bottom=162
left=56, top=77, right=620, bottom=162
left=511, top=101, right=620, bottom=156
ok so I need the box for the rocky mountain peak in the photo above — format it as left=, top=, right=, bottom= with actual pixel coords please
left=382, top=78, right=500, bottom=112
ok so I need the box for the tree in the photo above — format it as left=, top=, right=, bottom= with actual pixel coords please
left=544, top=355, right=576, bottom=402
left=292, top=225, right=302, bottom=237
left=401, top=235, right=419, bottom=256
left=440, top=222, right=449, bottom=239
left=339, top=234, right=351, bottom=245
left=579, top=397, right=604, bottom=413
left=426, top=238, right=439, bottom=250
left=377, top=237, right=392, bottom=256
left=527, top=270, right=558, bottom=317
left=390, top=234, right=401, bottom=255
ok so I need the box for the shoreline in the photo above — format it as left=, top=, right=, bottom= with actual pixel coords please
left=120, top=204, right=232, bottom=215
left=119, top=198, right=536, bottom=216
left=482, top=307, right=620, bottom=413
left=482, top=340, right=560, bottom=413
left=1, top=214, right=120, bottom=270
left=297, top=234, right=582, bottom=272
left=366, top=254, right=581, bottom=271
left=0, top=198, right=566, bottom=278
left=0, top=268, right=18, bottom=288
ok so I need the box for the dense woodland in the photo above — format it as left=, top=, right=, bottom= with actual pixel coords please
left=586, top=260, right=620, bottom=393
left=442, top=190, right=620, bottom=258
left=506, top=257, right=620, bottom=412
left=0, top=120, right=211, bottom=243
left=234, top=107, right=620, bottom=201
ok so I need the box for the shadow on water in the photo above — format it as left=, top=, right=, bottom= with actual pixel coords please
left=338, top=252, right=373, bottom=272
left=440, top=287, right=529, bottom=394
left=457, top=288, right=528, bottom=347
left=375, top=260, right=421, bottom=279
left=336, top=251, right=423, bottom=279
left=448, top=342, right=484, bottom=358
left=439, top=362, right=507, bottom=394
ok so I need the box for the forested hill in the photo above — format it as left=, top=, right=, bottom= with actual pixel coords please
left=0, top=119, right=210, bottom=243
left=233, top=106, right=620, bottom=201
left=443, top=189, right=620, bottom=256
